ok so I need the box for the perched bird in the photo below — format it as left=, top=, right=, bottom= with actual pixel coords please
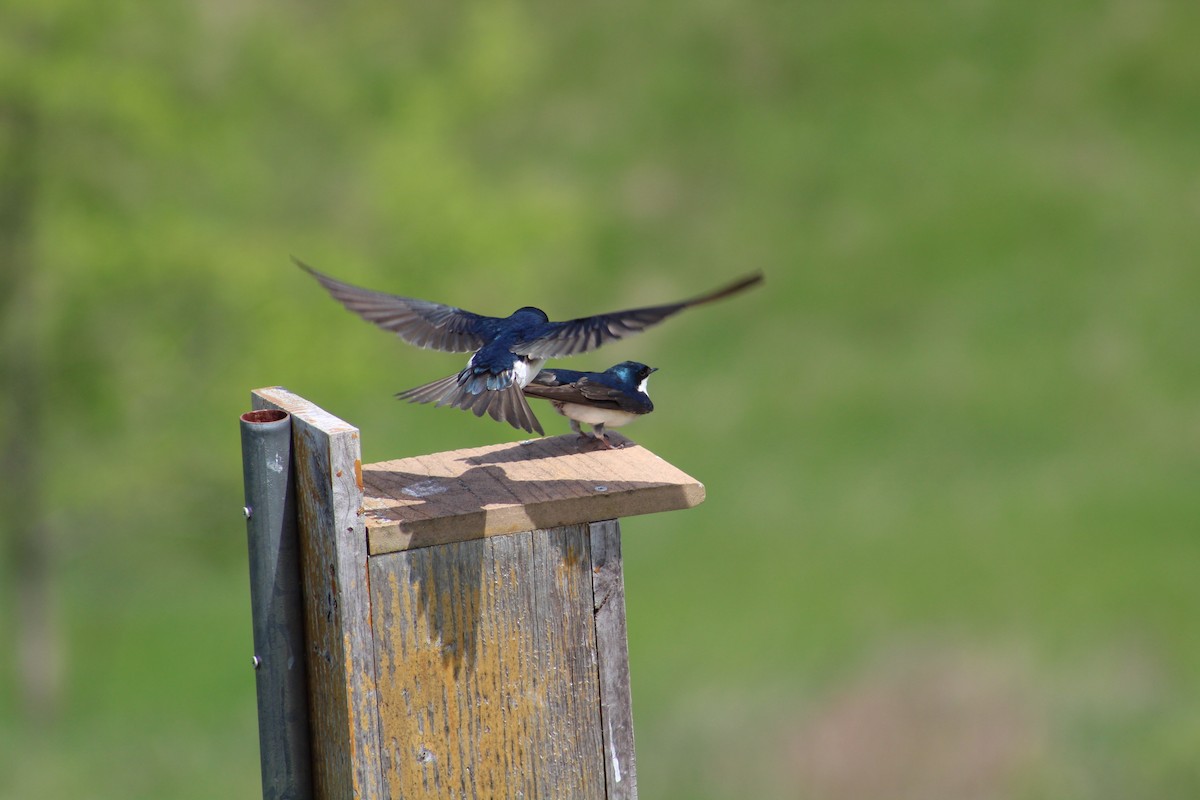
left=523, top=361, right=657, bottom=448
left=297, top=258, right=762, bottom=434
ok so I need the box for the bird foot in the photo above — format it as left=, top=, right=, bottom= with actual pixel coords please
left=577, top=432, right=617, bottom=450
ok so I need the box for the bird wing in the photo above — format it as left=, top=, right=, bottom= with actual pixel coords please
left=397, top=373, right=544, bottom=435
left=297, top=258, right=490, bottom=353
left=523, top=374, right=650, bottom=414
left=517, top=272, right=763, bottom=358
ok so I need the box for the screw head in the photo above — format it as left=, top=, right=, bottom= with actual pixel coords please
left=252, top=655, right=262, bottom=670
left=243, top=506, right=253, bottom=519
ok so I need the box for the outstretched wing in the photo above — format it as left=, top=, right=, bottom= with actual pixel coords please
left=297, top=258, right=490, bottom=353
left=517, top=272, right=763, bottom=359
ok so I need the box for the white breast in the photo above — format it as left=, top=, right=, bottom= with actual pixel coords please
left=554, top=403, right=640, bottom=428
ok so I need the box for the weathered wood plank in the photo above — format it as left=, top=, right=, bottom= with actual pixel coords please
left=369, top=524, right=607, bottom=799
left=530, top=525, right=607, bottom=798
left=252, top=386, right=385, bottom=800
left=362, top=433, right=705, bottom=554
left=590, top=520, right=638, bottom=800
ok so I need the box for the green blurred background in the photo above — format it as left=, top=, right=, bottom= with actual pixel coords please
left=2, top=1, right=1198, bottom=797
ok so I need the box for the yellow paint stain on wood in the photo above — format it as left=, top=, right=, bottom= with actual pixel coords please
left=370, top=527, right=606, bottom=798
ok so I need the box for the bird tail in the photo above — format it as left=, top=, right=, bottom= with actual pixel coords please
left=397, top=374, right=544, bottom=435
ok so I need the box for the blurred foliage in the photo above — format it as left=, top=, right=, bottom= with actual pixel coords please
left=2, top=0, right=1199, bottom=798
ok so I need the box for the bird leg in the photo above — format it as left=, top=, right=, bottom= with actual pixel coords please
left=567, top=419, right=616, bottom=448
left=590, top=423, right=618, bottom=449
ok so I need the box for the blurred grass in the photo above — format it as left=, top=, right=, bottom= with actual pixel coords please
left=2, top=0, right=1199, bottom=798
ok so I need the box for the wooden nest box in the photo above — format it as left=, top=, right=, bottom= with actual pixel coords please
left=240, top=386, right=705, bottom=800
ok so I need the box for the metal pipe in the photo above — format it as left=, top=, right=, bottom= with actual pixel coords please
left=239, top=408, right=313, bottom=800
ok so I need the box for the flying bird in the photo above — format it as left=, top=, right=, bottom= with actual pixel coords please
left=523, top=361, right=657, bottom=448
left=297, top=258, right=762, bottom=434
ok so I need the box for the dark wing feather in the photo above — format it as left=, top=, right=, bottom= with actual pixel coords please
left=523, top=376, right=649, bottom=414
left=397, top=372, right=544, bottom=435
left=395, top=374, right=461, bottom=405
left=518, top=272, right=763, bottom=358
left=297, top=258, right=489, bottom=353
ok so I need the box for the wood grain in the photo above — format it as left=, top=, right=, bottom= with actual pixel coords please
left=590, top=520, right=638, bottom=800
left=252, top=386, right=386, bottom=800
left=241, top=388, right=691, bottom=799
left=362, top=432, right=705, bottom=554
left=369, top=525, right=607, bottom=799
